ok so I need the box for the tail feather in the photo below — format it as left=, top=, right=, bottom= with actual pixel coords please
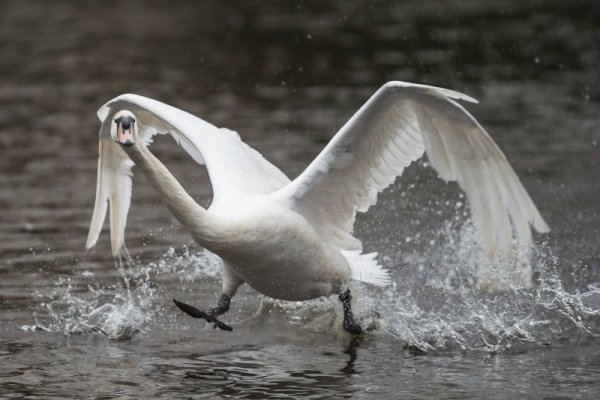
left=342, top=250, right=391, bottom=287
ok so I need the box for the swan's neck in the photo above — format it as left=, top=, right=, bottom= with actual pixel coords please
left=123, top=141, right=220, bottom=246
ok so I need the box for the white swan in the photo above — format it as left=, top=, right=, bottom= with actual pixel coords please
left=86, top=81, right=549, bottom=333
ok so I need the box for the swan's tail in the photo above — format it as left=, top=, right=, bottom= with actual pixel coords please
left=342, top=250, right=391, bottom=287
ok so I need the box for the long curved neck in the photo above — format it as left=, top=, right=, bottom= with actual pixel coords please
left=123, top=142, right=219, bottom=246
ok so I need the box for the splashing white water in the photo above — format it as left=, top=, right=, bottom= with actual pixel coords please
left=23, top=267, right=155, bottom=340
left=23, top=223, right=600, bottom=351
left=365, top=223, right=600, bottom=353
left=23, top=246, right=223, bottom=340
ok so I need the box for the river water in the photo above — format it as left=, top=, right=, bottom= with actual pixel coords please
left=1, top=0, right=599, bottom=398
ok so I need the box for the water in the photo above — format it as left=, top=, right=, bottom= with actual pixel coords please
left=1, top=0, right=600, bottom=398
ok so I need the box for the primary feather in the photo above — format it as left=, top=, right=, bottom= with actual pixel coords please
left=277, top=81, right=549, bottom=259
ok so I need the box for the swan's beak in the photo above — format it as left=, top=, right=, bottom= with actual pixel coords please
left=115, top=116, right=136, bottom=147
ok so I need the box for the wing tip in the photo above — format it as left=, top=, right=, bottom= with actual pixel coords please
left=85, top=236, right=97, bottom=250
left=480, top=217, right=549, bottom=262
left=110, top=236, right=124, bottom=257
left=533, top=218, right=551, bottom=234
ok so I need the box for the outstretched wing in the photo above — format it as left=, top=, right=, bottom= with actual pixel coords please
left=87, top=94, right=289, bottom=255
left=277, top=81, right=549, bottom=259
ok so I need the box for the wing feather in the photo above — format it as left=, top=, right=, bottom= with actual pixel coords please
left=277, top=81, right=549, bottom=259
left=85, top=122, right=133, bottom=256
left=86, top=94, right=289, bottom=255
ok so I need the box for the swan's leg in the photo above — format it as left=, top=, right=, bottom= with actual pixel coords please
left=173, top=298, right=233, bottom=331
left=173, top=263, right=244, bottom=332
left=339, top=289, right=365, bottom=335
left=209, top=294, right=231, bottom=316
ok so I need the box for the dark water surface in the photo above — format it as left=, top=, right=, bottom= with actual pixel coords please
left=1, top=1, right=599, bottom=398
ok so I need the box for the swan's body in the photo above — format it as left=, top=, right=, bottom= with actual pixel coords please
left=204, top=202, right=351, bottom=301
left=87, top=81, right=549, bottom=332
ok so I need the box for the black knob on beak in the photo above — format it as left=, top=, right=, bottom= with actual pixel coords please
left=121, top=120, right=131, bottom=130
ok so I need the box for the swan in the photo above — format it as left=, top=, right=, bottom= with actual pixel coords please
left=86, top=81, right=549, bottom=334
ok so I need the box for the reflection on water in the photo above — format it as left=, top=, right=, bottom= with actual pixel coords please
left=1, top=0, right=599, bottom=398
left=2, top=334, right=600, bottom=398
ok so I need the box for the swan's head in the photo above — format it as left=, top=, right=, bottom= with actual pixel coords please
left=111, top=110, right=137, bottom=147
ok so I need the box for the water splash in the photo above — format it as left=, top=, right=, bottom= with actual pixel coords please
left=367, top=222, right=600, bottom=353
left=22, top=246, right=222, bottom=340
left=23, top=226, right=599, bottom=352
left=151, top=245, right=223, bottom=281
left=23, top=266, right=154, bottom=340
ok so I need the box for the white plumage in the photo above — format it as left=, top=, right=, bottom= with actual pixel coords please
left=87, top=81, right=549, bottom=307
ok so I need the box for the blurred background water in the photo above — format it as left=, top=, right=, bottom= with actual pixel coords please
left=0, top=0, right=599, bottom=398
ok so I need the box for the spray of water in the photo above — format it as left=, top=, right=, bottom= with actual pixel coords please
left=361, top=222, right=600, bottom=353
left=23, top=221, right=599, bottom=351
left=22, top=246, right=222, bottom=340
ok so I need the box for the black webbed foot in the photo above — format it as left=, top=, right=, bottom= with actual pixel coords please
left=173, top=295, right=233, bottom=331
left=339, top=289, right=365, bottom=335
